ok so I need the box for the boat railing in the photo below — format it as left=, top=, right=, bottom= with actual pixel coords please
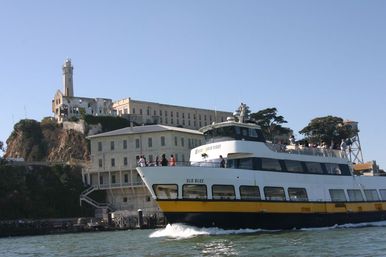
left=265, top=143, right=348, bottom=159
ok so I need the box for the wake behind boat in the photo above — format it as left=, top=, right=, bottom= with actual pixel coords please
left=137, top=104, right=386, bottom=230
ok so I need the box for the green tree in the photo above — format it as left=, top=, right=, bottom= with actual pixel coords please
left=250, top=108, right=292, bottom=142
left=299, top=116, right=358, bottom=148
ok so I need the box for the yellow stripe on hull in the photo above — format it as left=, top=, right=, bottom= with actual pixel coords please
left=157, top=200, right=386, bottom=214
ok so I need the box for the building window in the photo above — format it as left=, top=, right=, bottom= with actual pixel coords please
left=159, top=110, right=162, bottom=116
left=147, top=109, right=150, bottom=115
left=181, top=138, right=185, bottom=147
left=111, top=175, right=116, bottom=184
left=136, top=138, right=140, bottom=148
left=123, top=197, right=128, bottom=203
left=171, top=119, right=174, bottom=124
left=124, top=174, right=128, bottom=183
left=161, top=136, right=165, bottom=146
left=149, top=154, right=153, bottom=162
left=188, top=113, right=190, bottom=119
left=148, top=138, right=153, bottom=148
left=110, top=141, right=115, bottom=151
left=98, top=159, right=103, bottom=168
left=182, top=113, right=185, bottom=119
left=99, top=176, right=103, bottom=185
left=177, top=112, right=179, bottom=118
left=98, top=142, right=102, bottom=151
left=171, top=111, right=173, bottom=117
left=124, top=157, right=128, bottom=166
left=154, top=110, right=156, bottom=116
left=174, top=136, right=178, bottom=146
left=165, top=110, right=167, bottom=116
left=123, top=108, right=128, bottom=114
left=132, top=108, right=135, bottom=114
left=123, top=140, right=127, bottom=149
left=111, top=158, right=115, bottom=167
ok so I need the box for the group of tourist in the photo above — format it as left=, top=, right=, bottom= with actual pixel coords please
left=288, top=135, right=350, bottom=151
left=137, top=154, right=176, bottom=167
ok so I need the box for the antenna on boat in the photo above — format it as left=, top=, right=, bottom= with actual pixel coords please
left=234, top=103, right=250, bottom=123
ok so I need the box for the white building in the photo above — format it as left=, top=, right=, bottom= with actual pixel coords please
left=52, top=59, right=115, bottom=123
left=113, top=98, right=232, bottom=130
left=81, top=124, right=203, bottom=213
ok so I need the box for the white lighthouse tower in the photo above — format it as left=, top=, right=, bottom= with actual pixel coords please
left=62, top=58, right=74, bottom=97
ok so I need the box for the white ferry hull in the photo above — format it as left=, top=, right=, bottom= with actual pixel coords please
left=137, top=166, right=386, bottom=229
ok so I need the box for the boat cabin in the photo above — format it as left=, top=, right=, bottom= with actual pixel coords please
left=200, top=120, right=266, bottom=144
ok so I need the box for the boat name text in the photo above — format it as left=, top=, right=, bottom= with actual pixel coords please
left=195, top=144, right=221, bottom=154
left=186, top=178, right=204, bottom=183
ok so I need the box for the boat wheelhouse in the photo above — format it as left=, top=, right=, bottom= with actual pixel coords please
left=137, top=105, right=386, bottom=230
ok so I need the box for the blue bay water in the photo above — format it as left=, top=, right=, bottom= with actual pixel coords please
left=1, top=222, right=386, bottom=257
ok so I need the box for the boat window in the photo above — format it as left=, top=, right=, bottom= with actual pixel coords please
left=329, top=189, right=347, bottom=202
left=288, top=188, right=308, bottom=201
left=152, top=184, right=178, bottom=200
left=347, top=189, right=364, bottom=201
left=379, top=189, right=386, bottom=200
left=325, top=163, right=342, bottom=175
left=339, top=165, right=351, bottom=175
left=240, top=186, right=261, bottom=200
left=305, top=162, right=324, bottom=174
left=182, top=184, right=207, bottom=199
left=241, top=128, right=248, bottom=137
left=264, top=187, right=286, bottom=201
left=249, top=128, right=258, bottom=138
left=364, top=189, right=380, bottom=201
left=239, top=158, right=254, bottom=170
left=212, top=185, right=235, bottom=200
left=261, top=158, right=282, bottom=172
left=284, top=160, right=304, bottom=173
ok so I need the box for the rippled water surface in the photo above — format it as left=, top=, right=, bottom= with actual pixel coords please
left=1, top=222, right=386, bottom=257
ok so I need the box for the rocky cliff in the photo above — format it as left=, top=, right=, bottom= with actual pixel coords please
left=5, top=119, right=89, bottom=162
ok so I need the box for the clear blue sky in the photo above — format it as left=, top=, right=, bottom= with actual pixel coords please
left=1, top=1, right=385, bottom=167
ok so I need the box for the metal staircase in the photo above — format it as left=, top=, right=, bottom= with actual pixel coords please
left=80, top=186, right=114, bottom=211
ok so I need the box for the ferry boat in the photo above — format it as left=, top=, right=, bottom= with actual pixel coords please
left=137, top=105, right=386, bottom=230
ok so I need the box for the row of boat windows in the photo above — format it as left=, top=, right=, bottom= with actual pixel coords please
left=153, top=184, right=386, bottom=202
left=227, top=157, right=351, bottom=176
left=203, top=126, right=265, bottom=142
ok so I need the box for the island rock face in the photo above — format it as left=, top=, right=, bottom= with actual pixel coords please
left=4, top=119, right=89, bottom=163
